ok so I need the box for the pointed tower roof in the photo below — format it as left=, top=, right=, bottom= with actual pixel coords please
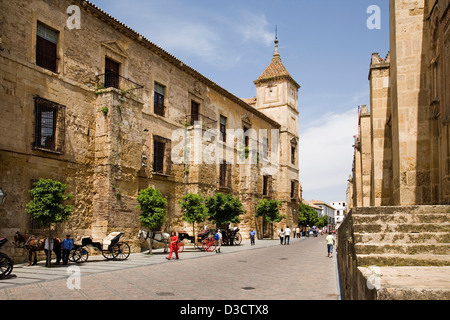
left=254, top=37, right=300, bottom=89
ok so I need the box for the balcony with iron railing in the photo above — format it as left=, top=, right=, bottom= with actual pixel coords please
left=95, top=72, right=144, bottom=100
left=184, top=113, right=217, bottom=131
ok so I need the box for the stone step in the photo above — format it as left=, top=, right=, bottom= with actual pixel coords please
left=353, top=222, right=450, bottom=233
left=352, top=205, right=450, bottom=215
left=354, top=232, right=450, bottom=244
left=357, top=253, right=450, bottom=267
left=355, top=243, right=450, bottom=255
left=353, top=213, right=450, bottom=224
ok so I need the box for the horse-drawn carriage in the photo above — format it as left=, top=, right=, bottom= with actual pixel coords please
left=0, top=237, right=13, bottom=279
left=70, top=232, right=130, bottom=263
left=178, top=228, right=212, bottom=251
left=178, top=227, right=242, bottom=251
left=221, top=227, right=242, bottom=246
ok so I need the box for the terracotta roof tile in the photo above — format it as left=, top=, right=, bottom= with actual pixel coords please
left=254, top=41, right=300, bottom=88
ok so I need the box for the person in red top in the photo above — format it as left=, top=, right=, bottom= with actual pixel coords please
left=166, top=231, right=179, bottom=260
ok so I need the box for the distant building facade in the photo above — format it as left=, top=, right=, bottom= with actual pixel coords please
left=330, top=201, right=346, bottom=229
left=311, top=200, right=336, bottom=230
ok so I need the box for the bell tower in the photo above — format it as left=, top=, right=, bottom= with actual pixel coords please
left=254, top=36, right=301, bottom=226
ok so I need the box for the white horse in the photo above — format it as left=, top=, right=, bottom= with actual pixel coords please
left=138, top=230, right=170, bottom=253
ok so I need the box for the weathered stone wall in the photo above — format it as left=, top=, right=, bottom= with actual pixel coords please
left=369, top=53, right=393, bottom=206
left=0, top=0, right=299, bottom=262
left=348, top=0, right=450, bottom=208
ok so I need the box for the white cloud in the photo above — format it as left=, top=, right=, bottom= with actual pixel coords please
left=231, top=12, right=274, bottom=46
left=299, top=108, right=358, bottom=201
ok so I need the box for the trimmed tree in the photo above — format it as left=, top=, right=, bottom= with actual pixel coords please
left=137, top=187, right=167, bottom=254
left=179, top=193, right=208, bottom=243
left=25, top=178, right=73, bottom=267
left=205, top=193, right=244, bottom=245
left=255, top=199, right=286, bottom=239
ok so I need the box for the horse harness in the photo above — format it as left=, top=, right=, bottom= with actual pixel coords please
left=14, top=234, right=41, bottom=249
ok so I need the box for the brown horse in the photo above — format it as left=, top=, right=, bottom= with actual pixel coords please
left=13, top=231, right=62, bottom=266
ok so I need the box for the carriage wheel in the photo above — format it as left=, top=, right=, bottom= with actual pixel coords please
left=114, top=242, right=130, bottom=260
left=71, top=248, right=89, bottom=263
left=0, top=253, right=13, bottom=279
left=207, top=240, right=217, bottom=252
left=201, top=238, right=211, bottom=251
left=102, top=248, right=116, bottom=260
left=177, top=242, right=184, bottom=253
left=234, top=233, right=242, bottom=245
left=202, top=238, right=216, bottom=252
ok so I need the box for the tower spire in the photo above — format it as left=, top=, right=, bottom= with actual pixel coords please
left=274, top=25, right=279, bottom=58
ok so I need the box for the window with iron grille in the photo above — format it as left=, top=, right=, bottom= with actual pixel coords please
left=154, top=83, right=165, bottom=117
left=153, top=135, right=172, bottom=175
left=33, top=96, right=65, bottom=154
left=36, top=22, right=58, bottom=73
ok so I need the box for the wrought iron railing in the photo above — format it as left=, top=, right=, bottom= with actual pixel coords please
left=95, top=72, right=144, bottom=97
left=185, top=113, right=217, bottom=129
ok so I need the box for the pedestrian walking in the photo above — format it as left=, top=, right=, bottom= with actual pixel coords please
left=326, top=231, right=335, bottom=258
left=61, top=234, right=73, bottom=265
left=292, top=227, right=296, bottom=239
left=249, top=229, right=256, bottom=245
left=284, top=226, right=291, bottom=245
left=279, top=228, right=284, bottom=245
left=215, top=229, right=222, bottom=253
left=296, top=226, right=300, bottom=238
left=167, top=231, right=179, bottom=260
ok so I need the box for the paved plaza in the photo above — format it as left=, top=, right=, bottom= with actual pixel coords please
left=0, top=235, right=341, bottom=301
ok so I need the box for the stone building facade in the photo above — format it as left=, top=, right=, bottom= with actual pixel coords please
left=0, top=0, right=300, bottom=262
left=349, top=0, right=450, bottom=207
left=341, top=0, right=450, bottom=299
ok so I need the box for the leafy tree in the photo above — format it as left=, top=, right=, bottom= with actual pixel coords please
left=255, top=199, right=286, bottom=239
left=179, top=193, right=208, bottom=243
left=205, top=192, right=244, bottom=228
left=317, top=214, right=330, bottom=229
left=26, top=178, right=73, bottom=267
left=137, top=187, right=167, bottom=254
left=298, top=203, right=319, bottom=227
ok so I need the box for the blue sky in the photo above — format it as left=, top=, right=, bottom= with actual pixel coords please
left=90, top=0, right=390, bottom=204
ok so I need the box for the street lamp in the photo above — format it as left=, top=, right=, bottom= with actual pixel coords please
left=0, top=188, right=6, bottom=205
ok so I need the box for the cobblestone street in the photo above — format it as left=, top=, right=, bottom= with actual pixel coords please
left=0, top=235, right=340, bottom=301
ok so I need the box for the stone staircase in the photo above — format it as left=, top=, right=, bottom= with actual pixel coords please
left=352, top=205, right=450, bottom=267
left=337, top=205, right=450, bottom=300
